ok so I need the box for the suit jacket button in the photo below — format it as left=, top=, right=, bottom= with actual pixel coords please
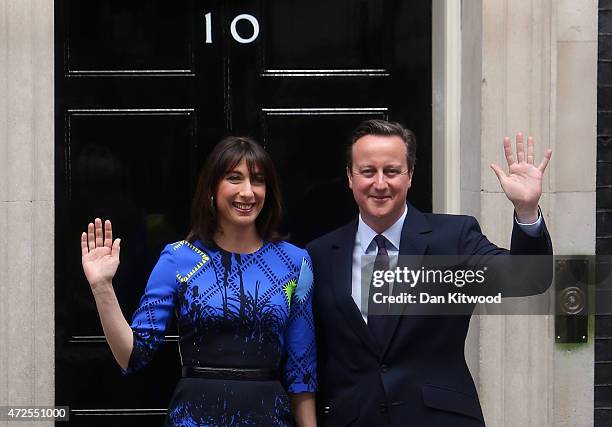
left=381, top=364, right=389, bottom=373
left=379, top=403, right=387, bottom=413
left=323, top=406, right=331, bottom=414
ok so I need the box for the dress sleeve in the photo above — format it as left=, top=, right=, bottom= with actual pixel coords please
left=122, top=244, right=178, bottom=374
left=282, top=252, right=317, bottom=393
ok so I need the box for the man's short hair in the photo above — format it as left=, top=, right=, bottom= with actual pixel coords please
left=347, top=119, right=417, bottom=172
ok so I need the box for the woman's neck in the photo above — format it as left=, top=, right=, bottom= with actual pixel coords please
left=213, top=225, right=263, bottom=254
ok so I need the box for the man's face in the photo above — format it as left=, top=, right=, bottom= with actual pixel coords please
left=347, top=134, right=412, bottom=233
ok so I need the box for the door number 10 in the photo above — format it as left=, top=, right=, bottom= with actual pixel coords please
left=204, top=12, right=260, bottom=44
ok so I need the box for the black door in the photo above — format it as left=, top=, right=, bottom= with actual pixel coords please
left=55, top=1, right=432, bottom=424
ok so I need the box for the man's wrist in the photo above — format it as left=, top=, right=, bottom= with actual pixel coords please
left=514, top=206, right=539, bottom=224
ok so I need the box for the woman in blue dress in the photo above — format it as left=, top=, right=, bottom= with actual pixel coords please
left=80, top=136, right=317, bottom=426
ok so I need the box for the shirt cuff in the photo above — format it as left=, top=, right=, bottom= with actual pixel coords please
left=514, top=208, right=543, bottom=237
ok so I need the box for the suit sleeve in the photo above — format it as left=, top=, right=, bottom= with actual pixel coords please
left=460, top=216, right=508, bottom=256
left=461, top=215, right=553, bottom=297
left=510, top=210, right=553, bottom=255
left=460, top=213, right=552, bottom=256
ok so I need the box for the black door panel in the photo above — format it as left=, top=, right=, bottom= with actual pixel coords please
left=65, top=0, right=196, bottom=74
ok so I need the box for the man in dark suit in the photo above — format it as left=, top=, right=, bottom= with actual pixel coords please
left=307, top=119, right=553, bottom=426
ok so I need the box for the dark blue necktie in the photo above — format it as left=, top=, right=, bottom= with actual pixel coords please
left=368, top=234, right=390, bottom=343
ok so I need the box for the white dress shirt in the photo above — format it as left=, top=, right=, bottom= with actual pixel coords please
left=351, top=205, right=543, bottom=322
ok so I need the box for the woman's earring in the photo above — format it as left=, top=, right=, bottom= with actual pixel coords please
left=210, top=196, right=215, bottom=211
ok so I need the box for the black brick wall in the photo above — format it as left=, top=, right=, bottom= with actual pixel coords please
left=597, top=1, right=612, bottom=425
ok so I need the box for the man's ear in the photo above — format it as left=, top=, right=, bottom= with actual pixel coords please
left=406, top=168, right=414, bottom=190
left=347, top=166, right=353, bottom=189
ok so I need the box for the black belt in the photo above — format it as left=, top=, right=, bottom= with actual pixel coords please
left=181, top=366, right=279, bottom=381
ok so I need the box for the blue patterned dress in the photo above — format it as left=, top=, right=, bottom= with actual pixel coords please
left=123, top=240, right=317, bottom=426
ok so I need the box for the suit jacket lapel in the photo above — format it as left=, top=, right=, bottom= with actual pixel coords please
left=330, top=220, right=380, bottom=354
left=380, top=203, right=431, bottom=355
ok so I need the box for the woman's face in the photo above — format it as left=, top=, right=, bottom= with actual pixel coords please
left=215, top=158, right=266, bottom=231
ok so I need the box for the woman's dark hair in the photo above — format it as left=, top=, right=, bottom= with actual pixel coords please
left=186, top=136, right=283, bottom=244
